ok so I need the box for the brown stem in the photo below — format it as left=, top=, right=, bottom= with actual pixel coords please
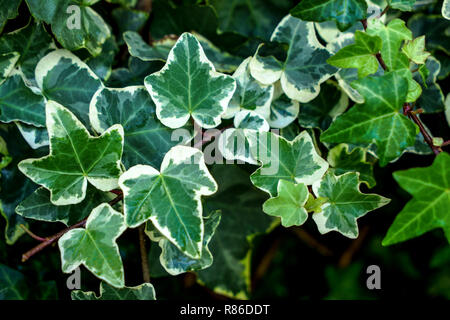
left=138, top=224, right=151, bottom=283
left=360, top=19, right=368, bottom=30
left=291, top=228, right=333, bottom=256
left=338, top=226, right=369, bottom=268
left=251, top=237, right=282, bottom=292
left=19, top=225, right=47, bottom=242
left=378, top=5, right=389, bottom=18
left=21, top=193, right=123, bottom=262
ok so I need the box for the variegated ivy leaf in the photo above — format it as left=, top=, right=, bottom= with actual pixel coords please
left=0, top=73, right=46, bottom=127
left=321, top=72, right=419, bottom=166
left=250, top=15, right=337, bottom=103
left=144, top=33, right=236, bottom=129
left=35, top=49, right=103, bottom=127
left=18, top=101, right=124, bottom=206
left=298, top=81, right=348, bottom=131
left=16, top=186, right=109, bottom=226
left=72, top=282, right=156, bottom=300
left=327, top=31, right=382, bottom=79
left=0, top=21, right=55, bottom=84
left=388, top=0, right=416, bottom=11
left=223, top=57, right=273, bottom=120
left=218, top=110, right=269, bottom=165
left=262, top=180, right=309, bottom=227
left=366, top=18, right=412, bottom=71
left=312, top=172, right=390, bottom=238
left=58, top=203, right=126, bottom=288
left=413, top=56, right=445, bottom=113
left=443, top=0, right=450, bottom=20
left=25, top=0, right=110, bottom=56
left=0, top=52, right=19, bottom=85
left=383, top=152, right=450, bottom=246
left=249, top=130, right=329, bottom=197
left=327, top=144, right=376, bottom=188
left=268, top=81, right=300, bottom=129
left=157, top=211, right=221, bottom=276
left=84, top=36, right=119, bottom=81
left=290, top=0, right=367, bottom=32
left=119, top=146, right=218, bottom=259
left=402, top=36, right=430, bottom=65
left=0, top=0, right=21, bottom=32
left=89, top=86, right=192, bottom=169
left=16, top=123, right=49, bottom=150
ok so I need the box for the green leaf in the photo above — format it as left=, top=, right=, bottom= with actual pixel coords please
left=72, top=282, right=156, bottom=300
left=387, top=0, right=416, bottom=11
left=408, top=14, right=450, bottom=55
left=249, top=130, right=329, bottom=197
left=18, top=101, right=124, bottom=205
left=402, top=36, right=430, bottom=65
left=298, top=81, right=348, bottom=131
left=198, top=165, right=275, bottom=299
left=210, top=0, right=290, bottom=40
left=112, top=8, right=149, bottom=43
left=25, top=0, right=110, bottom=56
left=366, top=18, right=412, bottom=71
left=90, top=86, right=191, bottom=169
left=0, top=21, right=55, bottom=84
left=0, top=73, right=46, bottom=127
left=312, top=172, right=390, bottom=238
left=0, top=264, right=28, bottom=300
left=119, top=146, right=218, bottom=259
left=250, top=15, right=337, bottom=103
left=157, top=211, right=221, bottom=275
left=224, top=57, right=273, bottom=119
left=124, top=31, right=173, bottom=63
left=321, top=72, right=418, bottom=166
left=144, top=33, right=236, bottom=129
left=16, top=123, right=49, bottom=150
left=0, top=0, right=21, bottom=32
left=267, top=81, right=300, bottom=129
left=327, top=31, right=382, bottom=79
left=391, top=67, right=422, bottom=103
left=262, top=180, right=309, bottom=227
left=84, top=36, right=119, bottom=81
left=16, top=186, right=109, bottom=226
left=35, top=49, right=103, bottom=127
left=0, top=52, right=19, bottom=85
left=383, top=152, right=450, bottom=245
left=327, top=144, right=376, bottom=188
left=290, top=0, right=367, bottom=32
left=58, top=203, right=126, bottom=287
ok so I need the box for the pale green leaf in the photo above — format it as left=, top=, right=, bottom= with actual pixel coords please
left=119, top=146, right=217, bottom=259
left=250, top=15, right=337, bottom=103
left=388, top=0, right=416, bottom=11
left=383, top=152, right=450, bottom=245
left=327, top=31, right=382, bottom=78
left=144, top=33, right=236, bottom=129
left=402, top=36, right=430, bottom=64
left=443, top=0, right=450, bottom=19
left=0, top=52, right=19, bottom=85
left=312, top=172, right=390, bottom=238
left=18, top=101, right=124, bottom=205
left=267, top=81, right=300, bottom=129
left=58, top=203, right=126, bottom=287
left=263, top=180, right=309, bottom=227
left=72, top=282, right=156, bottom=300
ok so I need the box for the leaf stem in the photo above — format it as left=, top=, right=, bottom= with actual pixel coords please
left=21, top=192, right=123, bottom=262
left=378, top=5, right=389, bottom=19
left=19, top=225, right=47, bottom=242
left=138, top=224, right=151, bottom=283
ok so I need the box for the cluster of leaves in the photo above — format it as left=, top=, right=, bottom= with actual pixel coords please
left=0, top=0, right=449, bottom=300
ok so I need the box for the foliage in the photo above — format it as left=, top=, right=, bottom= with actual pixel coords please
left=0, top=0, right=448, bottom=301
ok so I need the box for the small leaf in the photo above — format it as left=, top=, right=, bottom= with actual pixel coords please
left=250, top=15, right=337, bottom=103
left=18, top=101, right=124, bottom=205
left=312, top=172, right=390, bottom=238
left=290, top=0, right=367, bottom=32
left=383, top=152, right=450, bottom=245
left=388, top=0, right=416, bottom=11
left=268, top=81, right=300, bottom=129
left=72, top=282, right=156, bottom=300
left=327, top=31, right=382, bottom=78
left=144, top=33, right=236, bottom=129
left=119, top=146, right=217, bottom=259
left=402, top=36, right=430, bottom=64
left=262, top=180, right=309, bottom=227
left=58, top=203, right=127, bottom=288
left=249, top=130, right=329, bottom=196
left=413, top=56, right=445, bottom=113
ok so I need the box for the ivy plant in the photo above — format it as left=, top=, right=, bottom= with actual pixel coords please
left=0, top=0, right=448, bottom=301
